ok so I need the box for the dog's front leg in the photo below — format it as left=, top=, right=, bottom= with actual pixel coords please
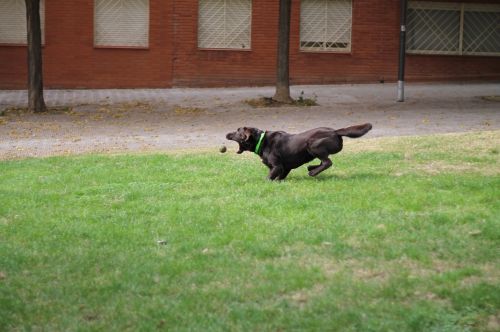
left=267, top=165, right=284, bottom=181
left=278, top=169, right=291, bottom=180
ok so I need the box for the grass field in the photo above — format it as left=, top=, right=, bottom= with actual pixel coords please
left=1, top=131, right=499, bottom=331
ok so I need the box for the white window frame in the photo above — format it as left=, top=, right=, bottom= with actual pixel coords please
left=299, top=0, right=353, bottom=53
left=197, top=0, right=253, bottom=50
left=0, top=0, right=45, bottom=45
left=94, top=0, right=150, bottom=48
left=407, top=1, right=500, bottom=57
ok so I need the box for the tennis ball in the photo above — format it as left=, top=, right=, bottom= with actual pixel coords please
left=219, top=145, right=227, bottom=153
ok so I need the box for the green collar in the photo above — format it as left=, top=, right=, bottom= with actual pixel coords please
left=254, top=131, right=266, bottom=155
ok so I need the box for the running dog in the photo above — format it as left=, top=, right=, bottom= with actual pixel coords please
left=226, top=123, right=372, bottom=180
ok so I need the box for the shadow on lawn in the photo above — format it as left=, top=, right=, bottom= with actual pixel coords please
left=288, top=172, right=387, bottom=182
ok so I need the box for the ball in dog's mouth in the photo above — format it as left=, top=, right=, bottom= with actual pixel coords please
left=219, top=145, right=227, bottom=153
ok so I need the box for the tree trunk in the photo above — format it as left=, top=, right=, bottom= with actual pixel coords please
left=26, top=0, right=46, bottom=113
left=273, top=0, right=293, bottom=104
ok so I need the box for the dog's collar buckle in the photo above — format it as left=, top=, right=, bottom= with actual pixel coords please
left=254, top=131, right=266, bottom=155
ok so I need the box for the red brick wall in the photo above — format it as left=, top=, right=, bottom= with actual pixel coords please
left=0, top=0, right=173, bottom=89
left=288, top=0, right=401, bottom=85
left=0, top=0, right=498, bottom=89
left=407, top=54, right=500, bottom=82
left=172, top=0, right=401, bottom=86
left=171, top=0, right=280, bottom=87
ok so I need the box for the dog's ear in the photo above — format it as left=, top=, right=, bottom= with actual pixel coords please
left=243, top=127, right=253, bottom=141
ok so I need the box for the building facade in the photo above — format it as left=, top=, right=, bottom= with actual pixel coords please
left=0, top=0, right=499, bottom=89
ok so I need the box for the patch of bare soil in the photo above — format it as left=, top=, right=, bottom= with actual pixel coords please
left=244, top=93, right=318, bottom=108
left=480, top=95, right=500, bottom=102
left=1, top=89, right=499, bottom=160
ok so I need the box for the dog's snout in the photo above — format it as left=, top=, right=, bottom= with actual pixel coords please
left=226, top=132, right=234, bottom=140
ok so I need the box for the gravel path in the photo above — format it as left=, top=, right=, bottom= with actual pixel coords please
left=0, top=83, right=499, bottom=159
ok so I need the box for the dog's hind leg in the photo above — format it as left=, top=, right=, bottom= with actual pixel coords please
left=308, top=158, right=332, bottom=177
left=307, top=137, right=338, bottom=177
left=307, top=164, right=320, bottom=172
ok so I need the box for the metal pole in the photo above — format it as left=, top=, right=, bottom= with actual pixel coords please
left=397, top=0, right=407, bottom=102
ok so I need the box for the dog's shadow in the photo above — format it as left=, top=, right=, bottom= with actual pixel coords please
left=287, top=172, right=386, bottom=182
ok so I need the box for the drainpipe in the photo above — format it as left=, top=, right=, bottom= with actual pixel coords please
left=397, top=0, right=407, bottom=102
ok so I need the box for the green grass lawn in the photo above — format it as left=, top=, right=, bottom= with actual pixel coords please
left=1, top=131, right=499, bottom=331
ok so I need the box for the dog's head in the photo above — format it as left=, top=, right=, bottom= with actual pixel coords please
left=226, top=127, right=262, bottom=154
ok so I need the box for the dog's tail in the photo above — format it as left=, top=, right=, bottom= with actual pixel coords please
left=335, top=123, right=372, bottom=138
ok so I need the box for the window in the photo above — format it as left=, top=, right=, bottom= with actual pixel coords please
left=463, top=5, right=500, bottom=55
left=300, top=0, right=352, bottom=52
left=94, top=0, right=149, bottom=48
left=407, top=1, right=500, bottom=56
left=0, top=0, right=45, bottom=45
left=198, top=0, right=252, bottom=50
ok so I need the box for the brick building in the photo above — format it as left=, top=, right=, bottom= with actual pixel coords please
left=0, top=0, right=499, bottom=89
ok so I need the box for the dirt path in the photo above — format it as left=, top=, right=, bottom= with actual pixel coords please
left=1, top=83, right=499, bottom=159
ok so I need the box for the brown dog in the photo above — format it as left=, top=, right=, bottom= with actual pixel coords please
left=226, top=123, right=372, bottom=180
